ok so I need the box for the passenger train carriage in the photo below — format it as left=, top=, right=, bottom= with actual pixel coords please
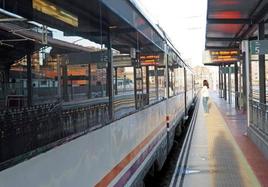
left=0, top=0, right=196, bottom=186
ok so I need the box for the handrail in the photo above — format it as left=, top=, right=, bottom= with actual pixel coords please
left=248, top=98, right=268, bottom=139
left=249, top=98, right=268, bottom=108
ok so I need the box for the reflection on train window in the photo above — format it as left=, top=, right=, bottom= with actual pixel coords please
left=0, top=2, right=192, bottom=166
left=148, top=66, right=157, bottom=103
left=113, top=66, right=135, bottom=116
left=157, top=67, right=166, bottom=99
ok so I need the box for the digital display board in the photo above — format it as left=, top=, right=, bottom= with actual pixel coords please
left=33, top=0, right=78, bottom=27
left=203, top=50, right=240, bottom=65
left=140, top=54, right=164, bottom=66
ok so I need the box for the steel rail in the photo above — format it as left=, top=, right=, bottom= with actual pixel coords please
left=169, top=95, right=200, bottom=187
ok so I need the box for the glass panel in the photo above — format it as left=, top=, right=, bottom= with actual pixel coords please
left=32, top=50, right=58, bottom=104
left=0, top=4, right=112, bottom=163
left=113, top=66, right=135, bottom=118
left=157, top=67, right=166, bottom=99
left=168, top=67, right=175, bottom=97
left=250, top=55, right=259, bottom=101
left=0, top=1, right=170, bottom=165
left=173, top=67, right=184, bottom=95
left=149, top=66, right=157, bottom=103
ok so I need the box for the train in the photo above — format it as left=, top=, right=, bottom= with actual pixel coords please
left=0, top=0, right=197, bottom=186
left=0, top=52, right=196, bottom=187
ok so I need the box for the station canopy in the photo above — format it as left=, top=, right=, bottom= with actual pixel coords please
left=205, top=0, right=268, bottom=50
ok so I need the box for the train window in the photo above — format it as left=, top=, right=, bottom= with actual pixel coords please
left=168, top=67, right=175, bottom=97
left=113, top=66, right=135, bottom=117
left=157, top=67, right=166, bottom=99
left=0, top=3, right=112, bottom=163
left=175, top=67, right=184, bottom=95
left=0, top=0, right=176, bottom=165
left=149, top=66, right=157, bottom=104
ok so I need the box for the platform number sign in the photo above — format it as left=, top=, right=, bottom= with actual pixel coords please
left=250, top=40, right=268, bottom=55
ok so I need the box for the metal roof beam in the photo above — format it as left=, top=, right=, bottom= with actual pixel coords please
left=111, top=27, right=136, bottom=34
left=249, top=34, right=268, bottom=40
left=205, top=45, right=239, bottom=50
left=253, top=3, right=268, bottom=23
left=206, top=37, right=242, bottom=42
left=112, top=44, right=129, bottom=49
left=207, top=18, right=253, bottom=24
left=241, top=3, right=268, bottom=39
left=79, top=28, right=136, bottom=37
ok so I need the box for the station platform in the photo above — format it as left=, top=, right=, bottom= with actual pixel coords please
left=171, top=92, right=268, bottom=187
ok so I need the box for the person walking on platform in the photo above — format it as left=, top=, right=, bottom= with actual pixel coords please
left=202, top=80, right=209, bottom=114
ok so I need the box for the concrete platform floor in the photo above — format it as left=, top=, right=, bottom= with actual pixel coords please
left=212, top=92, right=268, bottom=187
left=181, top=92, right=268, bottom=187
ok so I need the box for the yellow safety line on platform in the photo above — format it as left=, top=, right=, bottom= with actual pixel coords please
left=205, top=101, right=260, bottom=187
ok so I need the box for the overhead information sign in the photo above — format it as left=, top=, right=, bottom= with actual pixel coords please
left=203, top=50, right=240, bottom=65
left=140, top=54, right=164, bottom=66
left=114, top=55, right=132, bottom=67
left=250, top=40, right=268, bottom=55
left=33, top=0, right=78, bottom=27
left=67, top=51, right=107, bottom=65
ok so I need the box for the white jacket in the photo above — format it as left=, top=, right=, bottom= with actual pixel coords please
left=202, top=86, right=209, bottom=97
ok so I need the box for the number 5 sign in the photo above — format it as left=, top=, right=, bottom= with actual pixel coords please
left=250, top=40, right=268, bottom=55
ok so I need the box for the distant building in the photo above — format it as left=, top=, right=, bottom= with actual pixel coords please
left=193, top=66, right=216, bottom=90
